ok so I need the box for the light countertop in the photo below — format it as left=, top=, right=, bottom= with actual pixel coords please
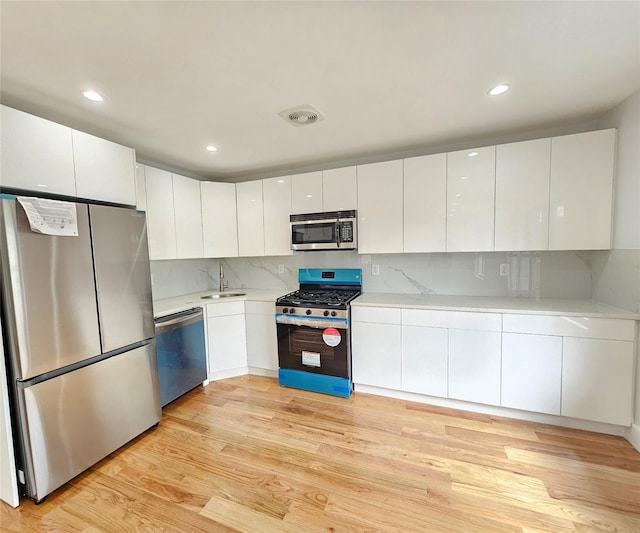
left=153, top=288, right=287, bottom=318
left=351, top=293, right=640, bottom=319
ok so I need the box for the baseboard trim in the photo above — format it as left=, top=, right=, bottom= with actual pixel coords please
left=626, top=423, right=640, bottom=452
left=354, top=384, right=629, bottom=438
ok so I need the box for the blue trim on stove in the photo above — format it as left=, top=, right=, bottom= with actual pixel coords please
left=278, top=368, right=352, bottom=398
left=298, top=268, right=362, bottom=285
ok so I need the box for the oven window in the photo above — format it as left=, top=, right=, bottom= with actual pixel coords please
left=277, top=323, right=349, bottom=378
left=292, top=222, right=337, bottom=245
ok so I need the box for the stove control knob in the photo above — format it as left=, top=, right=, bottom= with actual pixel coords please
left=306, top=309, right=312, bottom=315
left=289, top=308, right=295, bottom=314
left=282, top=308, right=289, bottom=314
left=331, top=311, right=337, bottom=317
left=323, top=310, right=329, bottom=317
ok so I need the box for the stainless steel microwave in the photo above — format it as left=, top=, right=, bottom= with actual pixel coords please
left=290, top=210, right=357, bottom=251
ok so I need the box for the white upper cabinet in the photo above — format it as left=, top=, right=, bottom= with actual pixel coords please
left=134, top=164, right=147, bottom=211
left=263, top=176, right=292, bottom=256
left=357, top=160, right=404, bottom=254
left=72, top=129, right=136, bottom=206
left=201, top=181, right=238, bottom=258
left=322, top=166, right=357, bottom=212
left=291, top=171, right=323, bottom=214
left=495, top=139, right=551, bottom=251
left=549, top=129, right=615, bottom=250
left=403, top=153, right=447, bottom=253
left=172, top=174, right=203, bottom=259
left=446, top=146, right=496, bottom=252
left=236, top=180, right=265, bottom=257
left=1, top=105, right=76, bottom=196
left=144, top=167, right=176, bottom=260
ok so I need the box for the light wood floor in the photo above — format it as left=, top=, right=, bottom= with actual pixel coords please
left=2, top=375, right=639, bottom=532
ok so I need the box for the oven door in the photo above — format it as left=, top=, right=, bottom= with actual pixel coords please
left=276, top=317, right=350, bottom=378
left=290, top=219, right=339, bottom=251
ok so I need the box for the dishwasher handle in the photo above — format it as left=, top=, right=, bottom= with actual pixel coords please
left=154, top=308, right=203, bottom=335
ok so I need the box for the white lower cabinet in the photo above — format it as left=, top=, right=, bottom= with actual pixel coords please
left=245, top=301, right=278, bottom=372
left=206, top=302, right=247, bottom=377
left=561, top=337, right=634, bottom=426
left=401, top=325, right=448, bottom=397
left=351, top=307, right=401, bottom=389
left=501, top=333, right=562, bottom=415
left=448, top=329, right=502, bottom=406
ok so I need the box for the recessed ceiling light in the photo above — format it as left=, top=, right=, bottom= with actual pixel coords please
left=488, top=84, right=510, bottom=96
left=468, top=151, right=479, bottom=157
left=460, top=176, right=469, bottom=180
left=306, top=194, right=313, bottom=198
left=205, top=145, right=218, bottom=152
left=83, top=90, right=104, bottom=102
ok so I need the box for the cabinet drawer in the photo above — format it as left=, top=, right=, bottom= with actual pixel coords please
left=245, top=300, right=274, bottom=315
left=402, top=309, right=501, bottom=331
left=503, top=314, right=635, bottom=341
left=351, top=306, right=401, bottom=325
left=206, top=301, right=245, bottom=317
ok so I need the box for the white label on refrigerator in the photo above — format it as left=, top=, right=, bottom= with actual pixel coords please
left=301, top=350, right=321, bottom=367
left=17, top=197, right=78, bottom=236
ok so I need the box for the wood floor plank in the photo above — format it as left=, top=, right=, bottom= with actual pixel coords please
left=2, top=375, right=638, bottom=532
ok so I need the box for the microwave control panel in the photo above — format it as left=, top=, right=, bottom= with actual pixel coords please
left=339, top=222, right=353, bottom=243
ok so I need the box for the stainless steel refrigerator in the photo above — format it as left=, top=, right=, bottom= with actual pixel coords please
left=0, top=197, right=161, bottom=503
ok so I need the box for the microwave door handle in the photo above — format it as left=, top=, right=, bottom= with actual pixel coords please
left=335, top=220, right=341, bottom=248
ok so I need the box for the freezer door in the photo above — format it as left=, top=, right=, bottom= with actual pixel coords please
left=89, top=205, right=154, bottom=352
left=0, top=199, right=101, bottom=380
left=16, top=343, right=161, bottom=501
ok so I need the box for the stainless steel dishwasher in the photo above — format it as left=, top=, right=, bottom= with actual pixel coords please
left=154, top=308, right=207, bottom=407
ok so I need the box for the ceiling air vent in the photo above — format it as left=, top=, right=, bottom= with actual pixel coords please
left=278, top=104, right=325, bottom=127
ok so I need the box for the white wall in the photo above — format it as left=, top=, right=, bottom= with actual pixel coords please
left=0, top=318, right=19, bottom=507
left=590, top=89, right=640, bottom=450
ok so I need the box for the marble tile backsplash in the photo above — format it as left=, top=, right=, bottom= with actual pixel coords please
left=151, top=250, right=594, bottom=300
left=589, top=249, right=640, bottom=313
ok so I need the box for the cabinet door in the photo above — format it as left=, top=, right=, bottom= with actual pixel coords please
left=173, top=174, right=203, bottom=258
left=236, top=180, right=265, bottom=257
left=144, top=167, right=176, bottom=260
left=351, top=321, right=401, bottom=389
left=549, top=129, right=615, bottom=250
left=135, top=163, right=147, bottom=211
left=201, top=181, right=238, bottom=258
left=561, top=337, right=633, bottom=425
left=357, top=160, right=404, bottom=254
left=263, top=176, right=292, bottom=256
left=401, top=325, right=447, bottom=397
left=72, top=130, right=136, bottom=205
left=291, top=171, right=323, bottom=214
left=446, top=146, right=496, bottom=252
left=448, top=329, right=501, bottom=406
left=501, top=333, right=562, bottom=415
left=495, top=139, right=551, bottom=251
left=245, top=302, right=278, bottom=371
left=403, top=154, right=446, bottom=252
left=322, top=167, right=357, bottom=211
left=207, top=313, right=248, bottom=374
left=1, top=105, right=76, bottom=196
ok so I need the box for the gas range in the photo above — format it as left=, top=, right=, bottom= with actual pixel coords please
left=275, top=288, right=360, bottom=319
left=275, top=268, right=362, bottom=398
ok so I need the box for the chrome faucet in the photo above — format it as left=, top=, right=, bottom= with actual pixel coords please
left=219, top=262, right=227, bottom=292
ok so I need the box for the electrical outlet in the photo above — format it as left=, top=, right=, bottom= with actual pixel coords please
left=278, top=264, right=285, bottom=274
left=372, top=264, right=380, bottom=276
left=500, top=263, right=510, bottom=276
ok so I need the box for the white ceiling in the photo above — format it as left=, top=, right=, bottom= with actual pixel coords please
left=1, top=1, right=639, bottom=182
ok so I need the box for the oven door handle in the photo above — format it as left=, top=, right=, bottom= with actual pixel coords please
left=275, top=315, right=348, bottom=329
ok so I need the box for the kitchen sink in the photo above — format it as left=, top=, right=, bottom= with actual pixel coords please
left=201, top=292, right=246, bottom=299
